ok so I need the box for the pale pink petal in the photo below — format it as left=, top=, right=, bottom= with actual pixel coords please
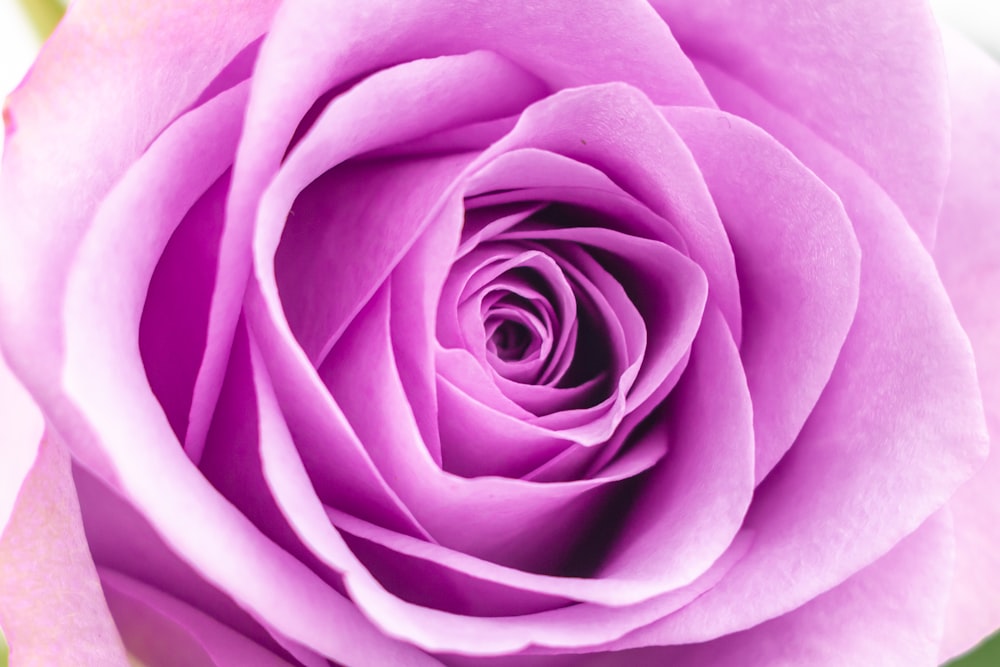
left=0, top=434, right=128, bottom=666
left=652, top=0, right=950, bottom=247
left=0, top=353, right=43, bottom=535
left=933, top=31, right=1000, bottom=661
left=0, top=0, right=276, bottom=400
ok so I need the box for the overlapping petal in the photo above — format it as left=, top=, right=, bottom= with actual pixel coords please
left=0, top=0, right=276, bottom=404
left=651, top=0, right=950, bottom=247
left=934, top=30, right=1000, bottom=660
left=0, top=1, right=994, bottom=665
left=0, top=435, right=128, bottom=667
left=595, top=63, right=987, bottom=650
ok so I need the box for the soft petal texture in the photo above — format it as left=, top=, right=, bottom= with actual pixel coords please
left=0, top=0, right=276, bottom=410
left=44, top=73, right=436, bottom=666
left=101, top=570, right=297, bottom=667
left=212, top=0, right=715, bottom=476
left=270, top=50, right=547, bottom=362
left=230, top=293, right=753, bottom=654
left=1, top=3, right=992, bottom=666
left=933, top=31, right=1000, bottom=660
left=613, top=511, right=954, bottom=666
left=0, top=434, right=129, bottom=666
left=139, top=173, right=231, bottom=455
left=590, top=63, right=988, bottom=650
left=454, top=511, right=953, bottom=666
left=0, top=352, right=43, bottom=534
left=652, top=0, right=950, bottom=247
left=661, top=107, right=860, bottom=482
left=463, top=84, right=742, bottom=340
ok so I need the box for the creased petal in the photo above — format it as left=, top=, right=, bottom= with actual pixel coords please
left=933, top=30, right=1000, bottom=661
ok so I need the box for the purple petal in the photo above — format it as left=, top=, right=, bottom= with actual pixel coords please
left=595, top=62, right=988, bottom=650
left=663, top=107, right=860, bottom=483
left=653, top=0, right=950, bottom=247
left=101, top=570, right=300, bottom=667
left=465, top=84, right=742, bottom=341
left=0, top=0, right=273, bottom=406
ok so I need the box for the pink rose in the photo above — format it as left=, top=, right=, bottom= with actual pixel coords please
left=1, top=1, right=998, bottom=665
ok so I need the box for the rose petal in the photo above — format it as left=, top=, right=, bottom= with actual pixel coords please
left=321, top=285, right=609, bottom=572
left=0, top=353, right=43, bottom=535
left=251, top=154, right=473, bottom=535
left=465, top=84, right=742, bottom=342
left=652, top=0, right=950, bottom=247
left=74, top=463, right=329, bottom=666
left=497, top=225, right=708, bottom=413
left=139, top=174, right=230, bottom=448
left=613, top=511, right=953, bottom=666
left=247, top=52, right=539, bottom=488
left=238, top=0, right=714, bottom=216
left=933, top=31, right=1000, bottom=660
left=323, top=280, right=753, bottom=611
left=101, top=570, right=301, bottom=667
left=0, top=434, right=129, bottom=666
left=9, top=77, right=250, bottom=480
left=459, top=511, right=952, bottom=666
left=662, top=107, right=861, bottom=483
left=47, top=84, right=432, bottom=667
left=0, top=0, right=275, bottom=401
left=596, top=63, right=988, bottom=649
left=267, top=50, right=548, bottom=362
left=249, top=322, right=752, bottom=652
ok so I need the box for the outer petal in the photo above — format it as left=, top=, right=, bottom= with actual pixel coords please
left=453, top=511, right=953, bottom=666
left=661, top=106, right=860, bottom=483
left=933, top=31, right=1000, bottom=660
left=616, top=511, right=953, bottom=667
left=652, top=0, right=950, bottom=247
left=0, top=0, right=276, bottom=398
left=0, top=353, right=42, bottom=535
left=594, top=62, right=987, bottom=650
left=101, top=570, right=297, bottom=667
left=0, top=433, right=129, bottom=666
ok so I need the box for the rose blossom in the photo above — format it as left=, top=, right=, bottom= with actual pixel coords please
left=1, top=0, right=999, bottom=665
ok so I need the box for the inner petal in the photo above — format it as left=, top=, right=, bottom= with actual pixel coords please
left=486, top=312, right=539, bottom=362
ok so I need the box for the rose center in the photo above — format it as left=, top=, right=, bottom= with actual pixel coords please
left=486, top=318, right=533, bottom=361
